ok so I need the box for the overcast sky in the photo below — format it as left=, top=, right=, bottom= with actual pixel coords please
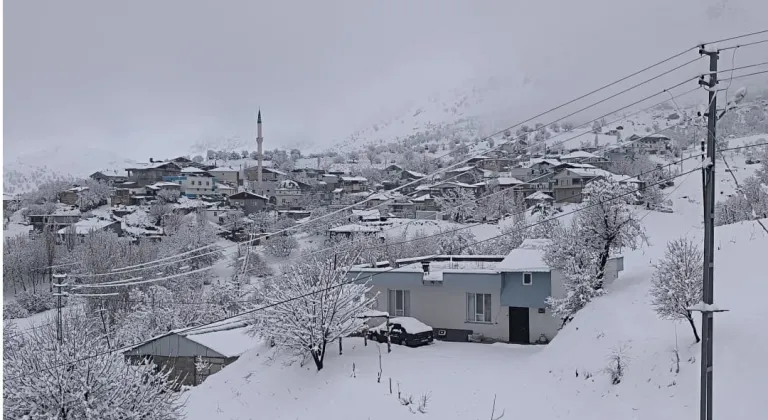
left=4, top=0, right=767, bottom=161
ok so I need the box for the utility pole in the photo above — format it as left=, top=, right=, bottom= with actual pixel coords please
left=52, top=273, right=68, bottom=344
left=697, top=45, right=719, bottom=420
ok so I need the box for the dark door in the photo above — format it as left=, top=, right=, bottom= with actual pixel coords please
left=508, top=307, right=530, bottom=344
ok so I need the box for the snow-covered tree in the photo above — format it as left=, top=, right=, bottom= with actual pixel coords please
left=157, top=188, right=181, bottom=203
left=149, top=201, right=173, bottom=225
left=649, top=237, right=703, bottom=343
left=264, top=234, right=299, bottom=258
left=3, top=309, right=184, bottom=419
left=76, top=179, right=112, bottom=210
left=435, top=188, right=478, bottom=222
left=434, top=227, right=476, bottom=255
left=249, top=253, right=374, bottom=371
left=577, top=178, right=646, bottom=288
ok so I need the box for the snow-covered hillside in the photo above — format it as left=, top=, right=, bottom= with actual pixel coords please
left=181, top=144, right=768, bottom=419
left=3, top=146, right=137, bottom=195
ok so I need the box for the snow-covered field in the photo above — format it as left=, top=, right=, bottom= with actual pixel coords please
left=181, top=146, right=768, bottom=419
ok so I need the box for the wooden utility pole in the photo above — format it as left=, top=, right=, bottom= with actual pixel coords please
left=52, top=273, right=68, bottom=344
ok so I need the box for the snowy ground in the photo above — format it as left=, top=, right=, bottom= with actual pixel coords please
left=181, top=143, right=768, bottom=419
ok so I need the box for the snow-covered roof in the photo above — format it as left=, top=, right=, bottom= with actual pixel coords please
left=525, top=159, right=561, bottom=168
left=430, top=181, right=477, bottom=189
left=229, top=191, right=268, bottom=200
left=183, top=327, right=261, bottom=358
left=66, top=186, right=89, bottom=193
left=328, top=224, right=380, bottom=233
left=525, top=191, right=554, bottom=201
left=403, top=170, right=426, bottom=178
left=277, top=179, right=301, bottom=190
left=340, top=176, right=368, bottom=182
left=352, top=209, right=381, bottom=218
left=560, top=150, right=598, bottom=160
left=495, top=177, right=524, bottom=186
left=181, top=166, right=207, bottom=174
left=147, top=181, right=181, bottom=189
left=127, top=161, right=180, bottom=170
left=496, top=239, right=552, bottom=272
left=57, top=218, right=116, bottom=235
left=332, top=188, right=344, bottom=193
left=209, top=166, right=239, bottom=172
left=411, top=194, right=433, bottom=202
left=447, top=165, right=476, bottom=173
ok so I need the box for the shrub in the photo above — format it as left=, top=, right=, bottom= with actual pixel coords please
left=3, top=301, right=30, bottom=319
left=15, top=291, right=57, bottom=314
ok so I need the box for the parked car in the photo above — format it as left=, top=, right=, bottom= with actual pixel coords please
left=367, top=317, right=434, bottom=347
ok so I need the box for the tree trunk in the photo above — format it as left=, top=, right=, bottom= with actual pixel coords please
left=686, top=312, right=701, bottom=343
left=595, top=240, right=612, bottom=290
left=311, top=340, right=327, bottom=371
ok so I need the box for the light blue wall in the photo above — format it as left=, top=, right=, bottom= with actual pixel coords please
left=501, top=271, right=552, bottom=308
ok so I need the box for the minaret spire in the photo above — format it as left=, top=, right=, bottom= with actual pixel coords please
left=256, top=109, right=264, bottom=191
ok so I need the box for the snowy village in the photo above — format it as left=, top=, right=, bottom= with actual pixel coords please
left=3, top=3, right=768, bottom=419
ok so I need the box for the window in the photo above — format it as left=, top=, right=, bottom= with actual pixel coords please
left=205, top=181, right=209, bottom=186
left=466, top=293, right=492, bottom=323
left=213, top=212, right=217, bottom=216
left=388, top=289, right=410, bottom=317
left=572, top=178, right=581, bottom=184
left=523, top=272, right=533, bottom=285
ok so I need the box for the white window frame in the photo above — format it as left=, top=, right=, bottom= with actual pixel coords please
left=466, top=293, right=492, bottom=323
left=522, top=272, right=533, bottom=286
left=388, top=289, right=410, bottom=317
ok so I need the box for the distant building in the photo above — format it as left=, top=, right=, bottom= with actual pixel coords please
left=126, top=161, right=183, bottom=187
left=228, top=191, right=268, bottom=215
left=57, top=218, right=122, bottom=243
left=163, top=167, right=217, bottom=198
left=89, top=170, right=128, bottom=184
left=275, top=179, right=303, bottom=209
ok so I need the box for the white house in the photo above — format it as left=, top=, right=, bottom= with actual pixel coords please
left=349, top=240, right=624, bottom=344
left=275, top=179, right=303, bottom=209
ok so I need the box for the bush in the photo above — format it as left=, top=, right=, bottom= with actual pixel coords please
left=15, top=291, right=57, bottom=314
left=3, top=301, right=30, bottom=319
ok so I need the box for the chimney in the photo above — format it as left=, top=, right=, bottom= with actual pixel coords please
left=150, top=157, right=154, bottom=163
left=421, top=261, right=430, bottom=274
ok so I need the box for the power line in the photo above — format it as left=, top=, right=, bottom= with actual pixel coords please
left=705, top=29, right=768, bottom=45
left=717, top=38, right=768, bottom=51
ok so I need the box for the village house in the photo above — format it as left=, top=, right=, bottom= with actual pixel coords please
left=558, top=151, right=611, bottom=169
left=58, top=186, right=89, bottom=206
left=444, top=166, right=484, bottom=184
left=124, top=322, right=257, bottom=387
left=126, top=160, right=183, bottom=187
left=57, top=218, right=122, bottom=244
left=551, top=165, right=642, bottom=203
left=525, top=191, right=555, bottom=208
left=228, top=191, right=268, bottom=215
left=624, top=134, right=672, bottom=155
left=387, top=198, right=416, bottom=219
left=28, top=207, right=82, bottom=232
left=349, top=240, right=624, bottom=344
left=327, top=224, right=381, bottom=240
left=207, top=166, right=241, bottom=187
left=89, top=170, right=129, bottom=184
left=145, top=182, right=183, bottom=197
left=163, top=167, right=217, bottom=198
left=275, top=179, right=303, bottom=209
left=339, top=176, right=369, bottom=193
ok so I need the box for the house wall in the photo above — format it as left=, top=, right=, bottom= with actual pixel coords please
left=528, top=307, right=560, bottom=343
left=209, top=170, right=239, bottom=186
left=60, top=191, right=79, bottom=205
left=229, top=198, right=266, bottom=215
left=351, top=270, right=509, bottom=342
left=603, top=257, right=624, bottom=287
left=500, top=271, right=551, bottom=308
left=554, top=187, right=584, bottom=203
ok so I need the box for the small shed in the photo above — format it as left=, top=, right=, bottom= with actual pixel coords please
left=123, top=323, right=260, bottom=387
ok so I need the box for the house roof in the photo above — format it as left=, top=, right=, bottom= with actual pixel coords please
left=525, top=191, right=554, bottom=201
left=447, top=165, right=476, bottom=173
left=277, top=179, right=301, bottom=190
left=126, top=161, right=181, bottom=171
left=209, top=166, right=239, bottom=172
left=332, top=188, right=344, bottom=193
left=180, top=166, right=208, bottom=174
left=229, top=191, right=268, bottom=200
left=430, top=181, right=477, bottom=189
left=524, top=159, right=561, bottom=168
left=411, top=193, right=433, bottom=202
left=146, top=182, right=182, bottom=189
left=57, top=218, right=116, bottom=235
left=328, top=224, right=380, bottom=233
left=560, top=150, right=598, bottom=160
left=183, top=326, right=261, bottom=358
left=245, top=166, right=287, bottom=176
left=403, top=170, right=426, bottom=178
left=340, top=176, right=368, bottom=182
left=496, top=239, right=552, bottom=272
left=66, top=186, right=89, bottom=193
